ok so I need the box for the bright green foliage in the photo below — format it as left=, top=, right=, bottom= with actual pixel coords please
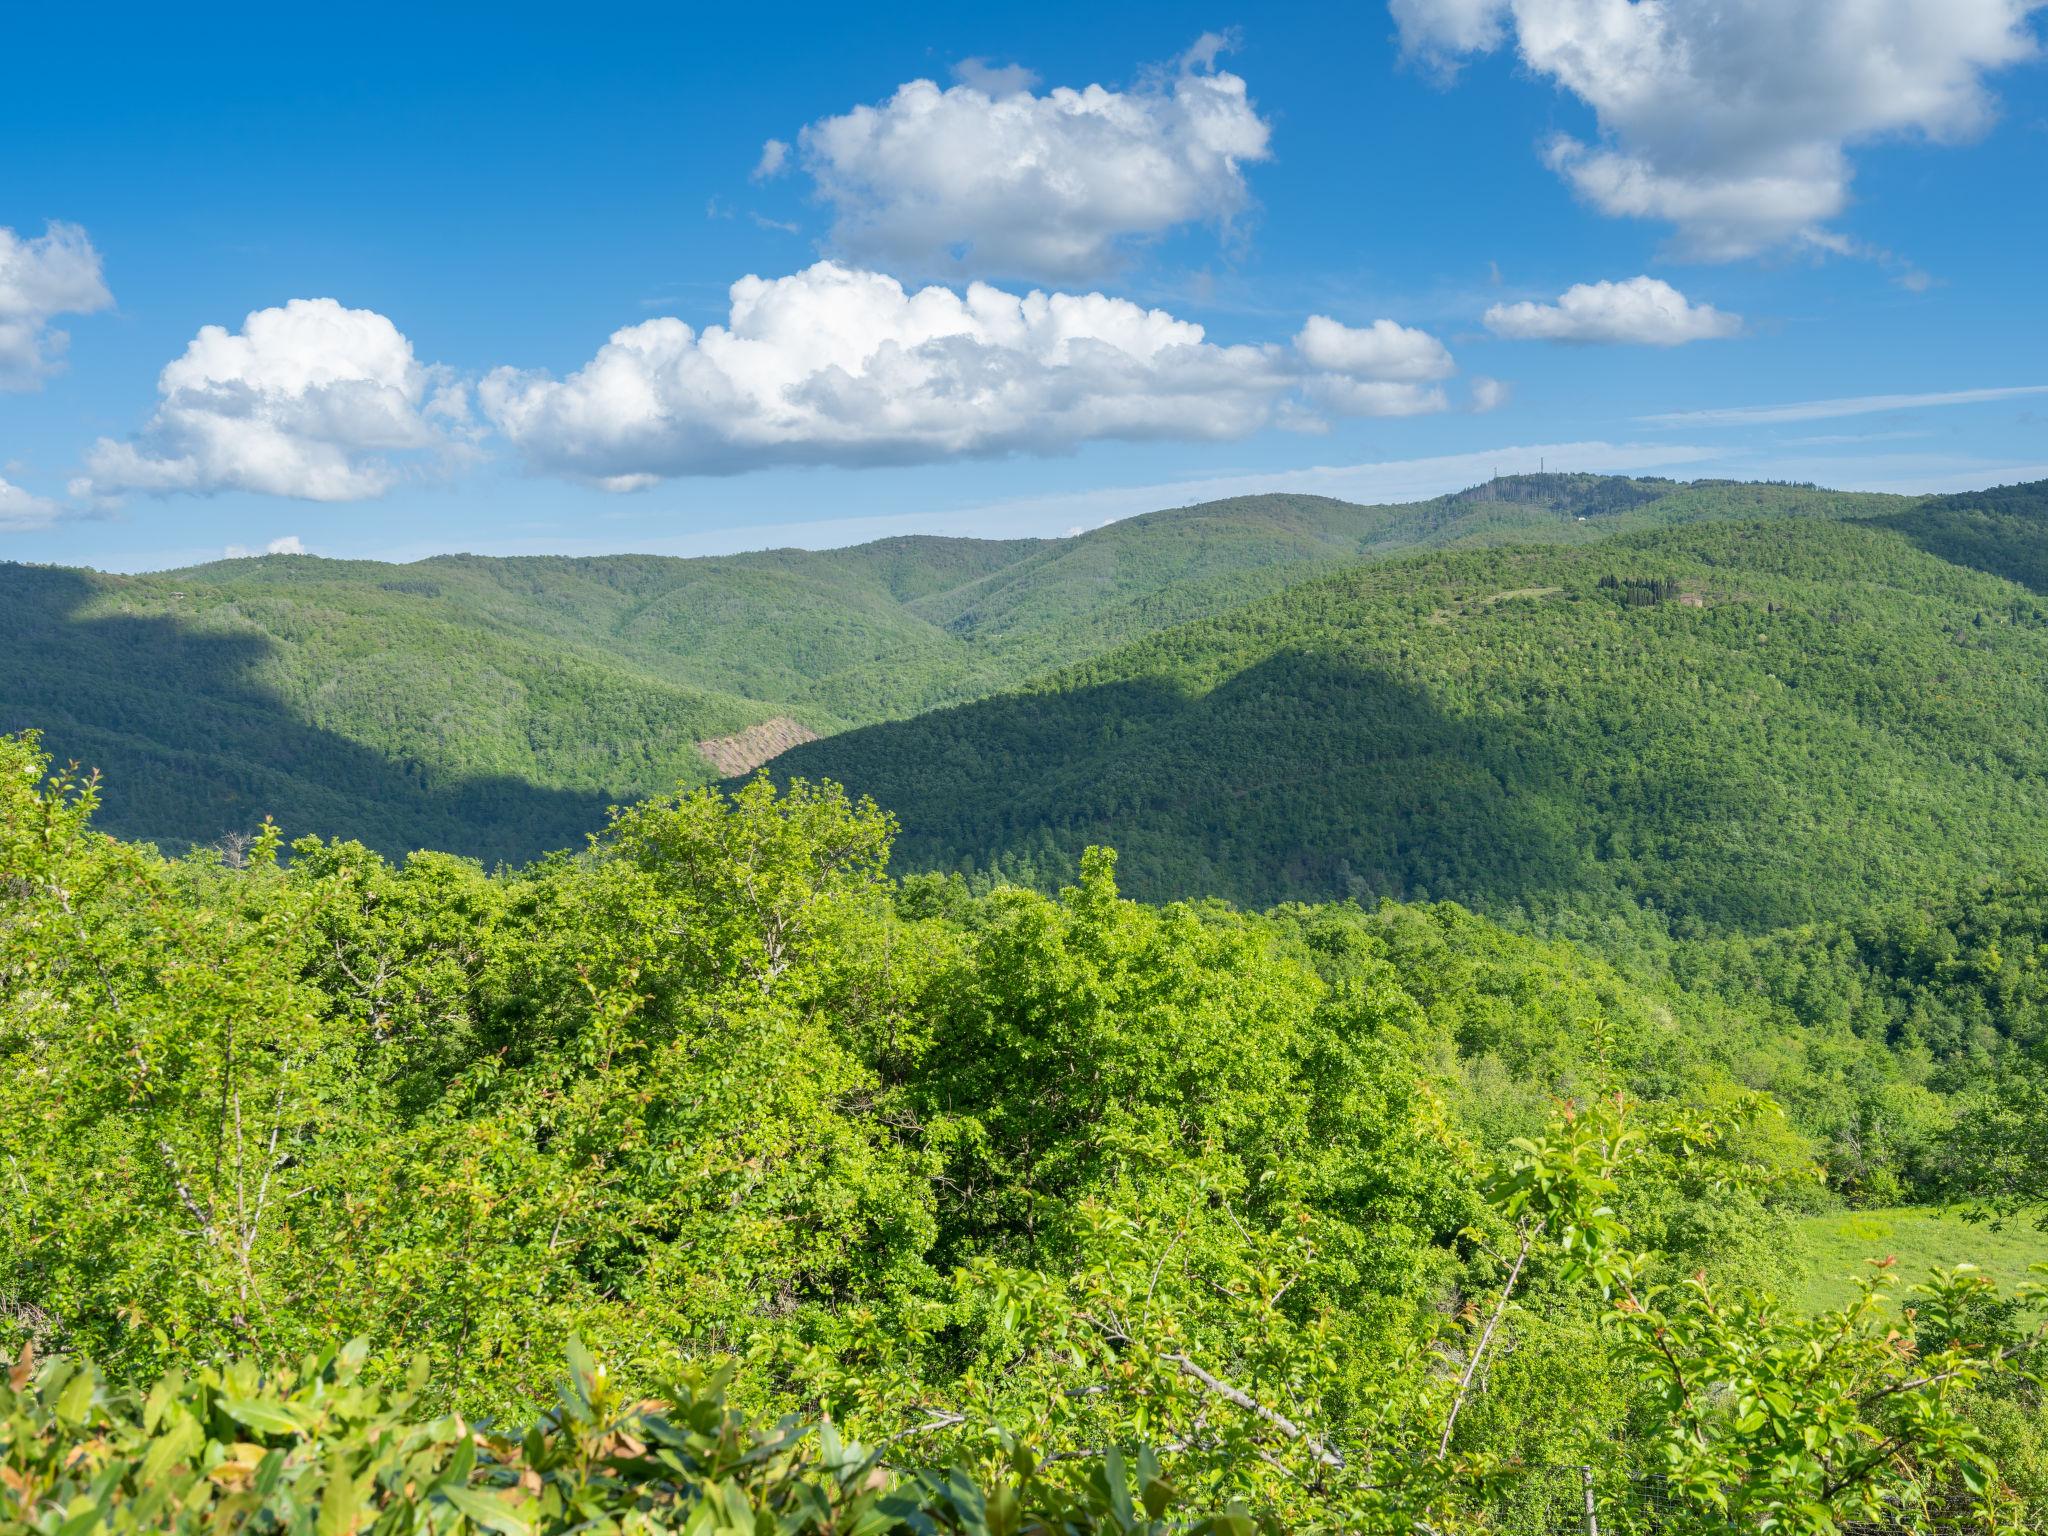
left=6, top=732, right=2048, bottom=1531
left=1, top=737, right=370, bottom=1380
left=1615, top=1264, right=2048, bottom=1534
left=1478, top=1096, right=2048, bottom=1533
left=0, top=1336, right=1265, bottom=1535
left=1789, top=1211, right=2048, bottom=1312
left=1934, top=1063, right=2048, bottom=1220
left=0, top=732, right=1485, bottom=1526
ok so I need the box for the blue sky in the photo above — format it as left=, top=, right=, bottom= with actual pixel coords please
left=4, top=0, right=2044, bottom=572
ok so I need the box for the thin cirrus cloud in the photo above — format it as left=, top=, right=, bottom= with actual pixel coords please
left=1641, top=384, right=2048, bottom=427
left=478, top=262, right=1467, bottom=489
left=778, top=36, right=1273, bottom=283
left=77, top=298, right=475, bottom=503
left=1484, top=277, right=1742, bottom=346
left=1391, top=0, right=2043, bottom=259
left=0, top=221, right=114, bottom=390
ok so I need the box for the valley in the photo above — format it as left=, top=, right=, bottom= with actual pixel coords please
left=0, top=474, right=1946, bottom=869
left=7, top=472, right=2048, bottom=1528
left=17, top=9, right=2048, bottom=1524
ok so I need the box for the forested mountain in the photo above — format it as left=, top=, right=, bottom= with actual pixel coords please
left=780, top=488, right=2048, bottom=932
left=8, top=478, right=2048, bottom=1530
left=1871, top=477, right=2048, bottom=594
left=3, top=473, right=1903, bottom=861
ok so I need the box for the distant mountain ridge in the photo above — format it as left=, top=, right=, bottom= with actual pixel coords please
left=777, top=481, right=2048, bottom=933
left=0, top=473, right=1965, bottom=864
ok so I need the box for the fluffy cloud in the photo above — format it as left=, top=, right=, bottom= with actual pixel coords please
left=1294, top=314, right=1455, bottom=380
left=1390, top=0, right=1509, bottom=60
left=479, top=262, right=1457, bottom=486
left=224, top=534, right=308, bottom=558
left=0, top=222, right=113, bottom=389
left=751, top=139, right=789, bottom=180
left=0, top=475, right=60, bottom=531
left=790, top=40, right=1272, bottom=281
left=1393, top=0, right=2043, bottom=258
left=1484, top=276, right=1741, bottom=345
left=80, top=298, right=470, bottom=502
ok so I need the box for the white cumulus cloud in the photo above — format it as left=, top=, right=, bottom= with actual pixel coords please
left=479, top=262, right=1457, bottom=486
left=1484, top=276, right=1742, bottom=345
left=0, top=475, right=60, bottom=531
left=789, top=41, right=1273, bottom=281
left=0, top=222, right=114, bottom=389
left=1294, top=314, right=1456, bottom=380
left=1390, top=0, right=1510, bottom=62
left=80, top=298, right=471, bottom=502
left=1392, top=0, right=2043, bottom=258
left=224, top=534, right=308, bottom=558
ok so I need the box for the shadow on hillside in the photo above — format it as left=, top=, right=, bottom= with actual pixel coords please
left=1865, top=484, right=2048, bottom=596
left=0, top=565, right=616, bottom=865
left=769, top=648, right=1628, bottom=912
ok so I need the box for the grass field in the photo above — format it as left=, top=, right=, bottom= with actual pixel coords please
left=1790, top=1207, right=2048, bottom=1311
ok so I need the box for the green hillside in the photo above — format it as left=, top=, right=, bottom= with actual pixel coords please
left=780, top=491, right=2048, bottom=932
left=1790, top=1208, right=2048, bottom=1312
left=1870, top=478, right=2048, bottom=594
left=0, top=562, right=753, bottom=865
left=7, top=474, right=1890, bottom=861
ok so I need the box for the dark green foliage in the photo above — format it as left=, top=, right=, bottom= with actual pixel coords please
left=4, top=476, right=1924, bottom=866
left=0, top=562, right=739, bottom=865
left=1867, top=480, right=2048, bottom=594
left=1448, top=470, right=1677, bottom=516
left=784, top=508, right=2048, bottom=932
left=1596, top=572, right=1680, bottom=605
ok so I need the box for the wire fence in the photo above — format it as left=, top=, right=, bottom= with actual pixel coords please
left=1481, top=1465, right=1682, bottom=1535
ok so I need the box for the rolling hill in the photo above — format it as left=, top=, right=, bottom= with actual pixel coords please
left=778, top=486, right=2048, bottom=933
left=6, top=473, right=1883, bottom=861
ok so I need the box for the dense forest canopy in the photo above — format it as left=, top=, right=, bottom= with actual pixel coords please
left=2, top=734, right=2045, bottom=1530
left=2, top=474, right=1926, bottom=867
left=783, top=499, right=2048, bottom=933
left=5, top=475, right=2048, bottom=1530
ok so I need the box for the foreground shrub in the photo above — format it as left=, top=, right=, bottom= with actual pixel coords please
left=0, top=1338, right=1258, bottom=1535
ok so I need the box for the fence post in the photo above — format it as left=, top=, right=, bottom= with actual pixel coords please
left=1581, top=1465, right=1599, bottom=1536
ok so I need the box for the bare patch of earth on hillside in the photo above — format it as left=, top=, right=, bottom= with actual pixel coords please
left=698, top=716, right=820, bottom=776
